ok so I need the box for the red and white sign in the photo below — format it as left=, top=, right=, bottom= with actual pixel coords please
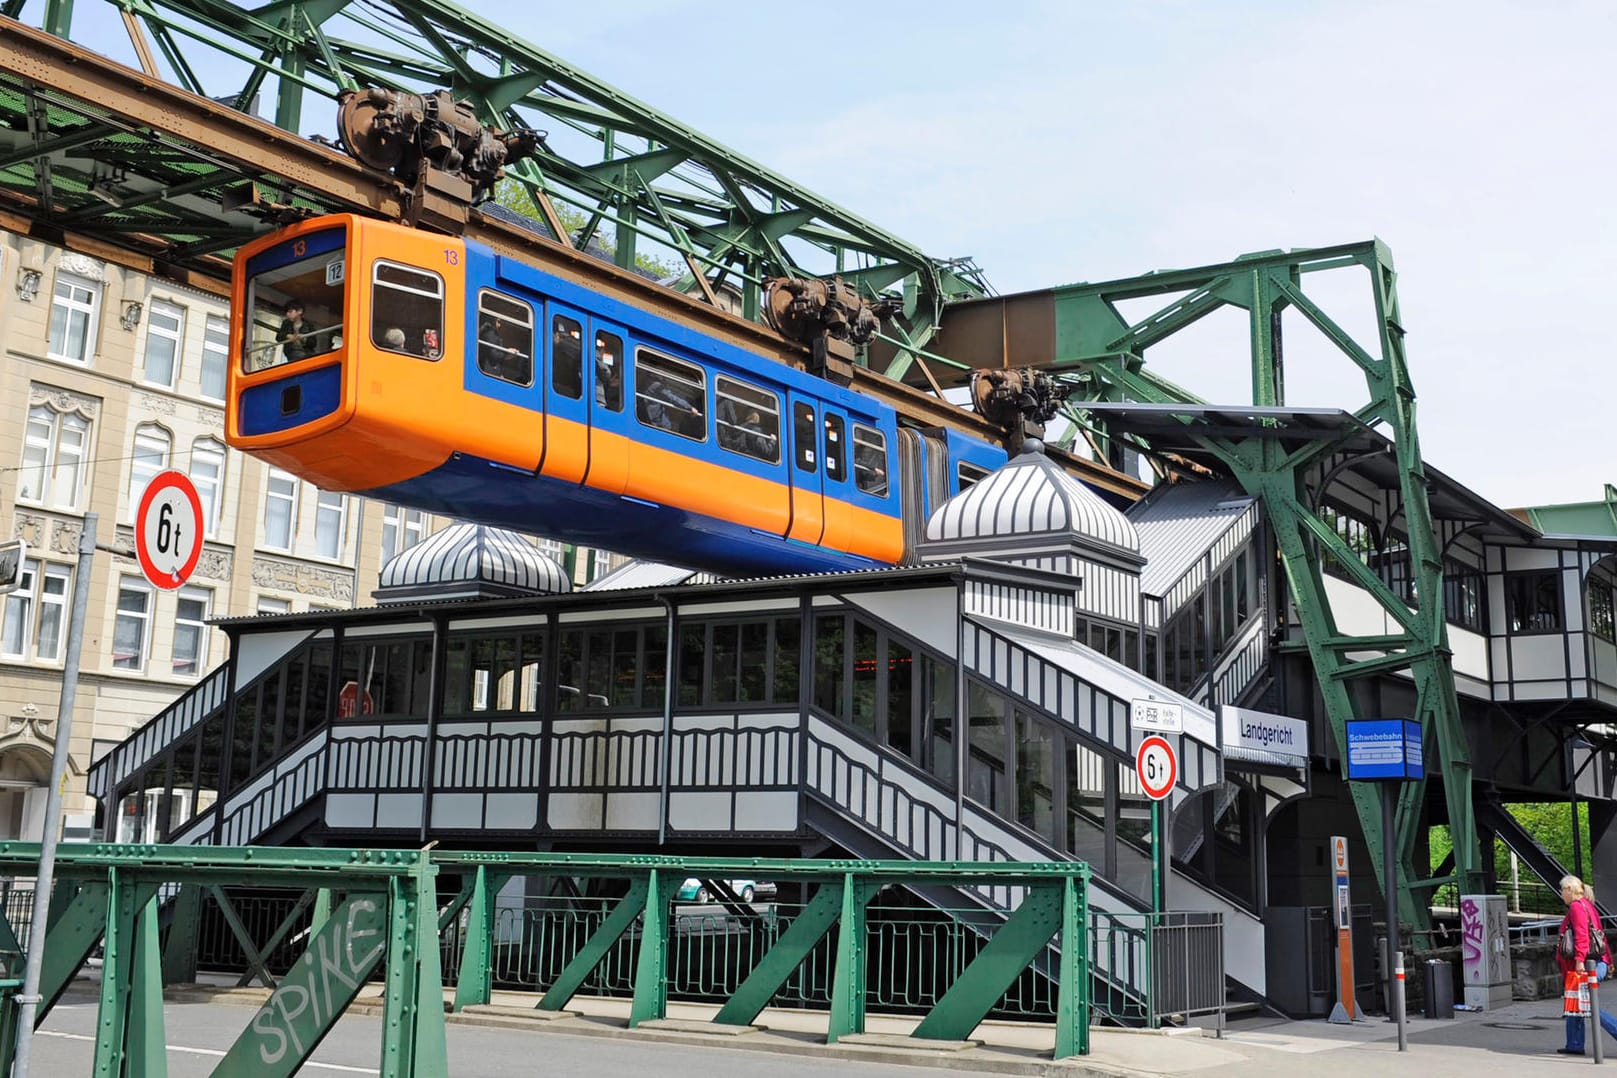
left=135, top=470, right=204, bottom=590
left=1135, top=735, right=1177, bottom=801
left=337, top=681, right=376, bottom=719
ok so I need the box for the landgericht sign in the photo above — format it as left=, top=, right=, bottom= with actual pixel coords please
left=1220, top=705, right=1308, bottom=763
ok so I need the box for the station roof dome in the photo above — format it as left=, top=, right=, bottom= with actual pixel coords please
left=925, top=448, right=1140, bottom=557
left=375, top=523, right=571, bottom=603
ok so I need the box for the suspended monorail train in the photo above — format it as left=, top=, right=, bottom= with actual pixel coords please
left=226, top=214, right=1011, bottom=575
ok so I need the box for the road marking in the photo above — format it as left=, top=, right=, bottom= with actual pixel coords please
left=36, top=1030, right=379, bottom=1073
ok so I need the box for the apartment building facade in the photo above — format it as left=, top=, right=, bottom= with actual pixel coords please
left=0, top=231, right=619, bottom=841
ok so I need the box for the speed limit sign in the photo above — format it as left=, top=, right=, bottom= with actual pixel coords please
left=135, top=470, right=204, bottom=590
left=1136, top=735, right=1178, bottom=801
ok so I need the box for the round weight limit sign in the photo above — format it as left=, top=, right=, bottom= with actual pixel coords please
left=136, top=470, right=204, bottom=589
left=1135, top=735, right=1178, bottom=801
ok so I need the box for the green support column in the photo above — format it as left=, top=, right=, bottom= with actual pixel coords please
left=1053, top=874, right=1089, bottom=1059
left=914, top=882, right=1065, bottom=1041
left=452, top=866, right=493, bottom=1012
left=826, top=874, right=878, bottom=1044
left=310, top=886, right=333, bottom=937
left=127, top=890, right=169, bottom=1078
left=627, top=868, right=668, bottom=1027
left=160, top=883, right=201, bottom=985
left=92, top=870, right=159, bottom=1078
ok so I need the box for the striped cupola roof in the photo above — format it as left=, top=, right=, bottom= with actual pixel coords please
left=924, top=449, right=1141, bottom=557
left=375, top=524, right=572, bottom=603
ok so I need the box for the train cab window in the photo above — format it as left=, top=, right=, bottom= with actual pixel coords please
left=715, top=376, right=781, bottom=463
left=476, top=291, right=533, bottom=385
left=852, top=425, right=889, bottom=496
left=958, top=462, right=990, bottom=490
left=551, top=315, right=584, bottom=399
left=635, top=348, right=706, bottom=440
left=243, top=227, right=347, bottom=372
left=793, top=403, right=817, bottom=472
left=824, top=414, right=846, bottom=482
left=594, top=331, right=624, bottom=412
left=370, top=262, right=444, bottom=359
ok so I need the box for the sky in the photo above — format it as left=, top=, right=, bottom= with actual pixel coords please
left=480, top=0, right=1616, bottom=510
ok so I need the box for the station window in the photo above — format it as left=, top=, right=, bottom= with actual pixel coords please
left=715, top=376, right=781, bottom=463
left=476, top=291, right=534, bottom=386
left=957, top=462, right=990, bottom=490
left=370, top=261, right=444, bottom=359
left=1590, top=578, right=1615, bottom=644
left=793, top=402, right=817, bottom=472
left=852, top=424, right=888, bottom=496
left=551, top=314, right=583, bottom=399
left=594, top=331, right=624, bottom=412
left=824, top=414, right=846, bottom=482
left=1506, top=571, right=1563, bottom=634
left=634, top=348, right=706, bottom=441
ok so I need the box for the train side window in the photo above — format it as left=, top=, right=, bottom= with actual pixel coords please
left=852, top=424, right=889, bottom=496
left=793, top=403, right=817, bottom=472
left=594, top=331, right=623, bottom=412
left=371, top=261, right=444, bottom=359
left=715, top=376, right=781, bottom=464
left=476, top=291, right=533, bottom=386
left=634, top=348, right=706, bottom=441
left=824, top=414, right=846, bottom=482
left=958, top=462, right=990, bottom=490
left=552, top=315, right=583, bottom=399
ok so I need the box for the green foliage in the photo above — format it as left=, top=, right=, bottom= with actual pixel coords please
left=1430, top=802, right=1595, bottom=914
left=492, top=179, right=679, bottom=280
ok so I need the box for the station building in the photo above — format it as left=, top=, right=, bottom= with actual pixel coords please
left=83, top=430, right=1617, bottom=1012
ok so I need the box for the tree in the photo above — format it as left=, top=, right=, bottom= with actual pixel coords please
left=492, top=179, right=678, bottom=281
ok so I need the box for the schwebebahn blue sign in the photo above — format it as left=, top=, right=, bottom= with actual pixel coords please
left=1345, top=718, right=1424, bottom=781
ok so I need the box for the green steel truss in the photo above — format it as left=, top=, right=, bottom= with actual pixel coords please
left=3, top=0, right=988, bottom=363
left=0, top=844, right=1091, bottom=1073
left=1045, top=240, right=1482, bottom=922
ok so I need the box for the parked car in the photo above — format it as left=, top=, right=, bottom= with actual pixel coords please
left=675, top=878, right=776, bottom=903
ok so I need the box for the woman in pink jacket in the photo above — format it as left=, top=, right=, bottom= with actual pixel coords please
left=1559, top=875, right=1612, bottom=1056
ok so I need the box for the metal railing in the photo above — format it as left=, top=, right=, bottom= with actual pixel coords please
left=1089, top=911, right=1224, bottom=1030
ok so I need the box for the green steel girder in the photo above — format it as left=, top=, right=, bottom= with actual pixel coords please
left=0, top=845, right=1094, bottom=1068
left=9, top=0, right=989, bottom=347
left=1048, top=241, right=1482, bottom=925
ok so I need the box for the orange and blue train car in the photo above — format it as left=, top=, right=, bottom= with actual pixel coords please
left=227, top=214, right=1005, bottom=575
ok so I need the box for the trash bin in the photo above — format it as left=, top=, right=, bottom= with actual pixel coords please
left=1423, top=959, right=1454, bottom=1019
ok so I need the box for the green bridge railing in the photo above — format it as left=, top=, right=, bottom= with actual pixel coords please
left=0, top=844, right=1091, bottom=1076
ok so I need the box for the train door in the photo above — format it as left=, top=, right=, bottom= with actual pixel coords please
left=817, top=405, right=853, bottom=554
left=541, top=302, right=590, bottom=484
left=583, top=316, right=630, bottom=496
left=785, top=393, right=825, bottom=546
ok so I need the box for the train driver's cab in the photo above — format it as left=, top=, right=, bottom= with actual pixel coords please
left=242, top=226, right=349, bottom=373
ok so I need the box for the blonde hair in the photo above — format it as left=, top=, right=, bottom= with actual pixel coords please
left=1562, top=874, right=1587, bottom=898
left=1586, top=883, right=1598, bottom=904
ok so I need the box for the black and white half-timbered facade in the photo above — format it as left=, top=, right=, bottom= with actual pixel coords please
left=87, top=445, right=1617, bottom=1014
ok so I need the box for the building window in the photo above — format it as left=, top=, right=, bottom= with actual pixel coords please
left=113, top=578, right=152, bottom=671
left=1591, top=579, right=1616, bottom=644
left=127, top=424, right=171, bottom=522
left=0, top=560, right=65, bottom=662
left=190, top=438, right=225, bottom=538
left=173, top=587, right=211, bottom=676
left=47, top=272, right=100, bottom=363
left=199, top=313, right=229, bottom=401
left=314, top=490, right=347, bottom=559
left=264, top=468, right=298, bottom=550
left=141, top=299, right=185, bottom=388
left=591, top=548, right=611, bottom=581
left=18, top=403, right=90, bottom=510
left=1506, top=571, right=1563, bottom=634
left=381, top=505, right=428, bottom=565
left=257, top=596, right=291, bottom=615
